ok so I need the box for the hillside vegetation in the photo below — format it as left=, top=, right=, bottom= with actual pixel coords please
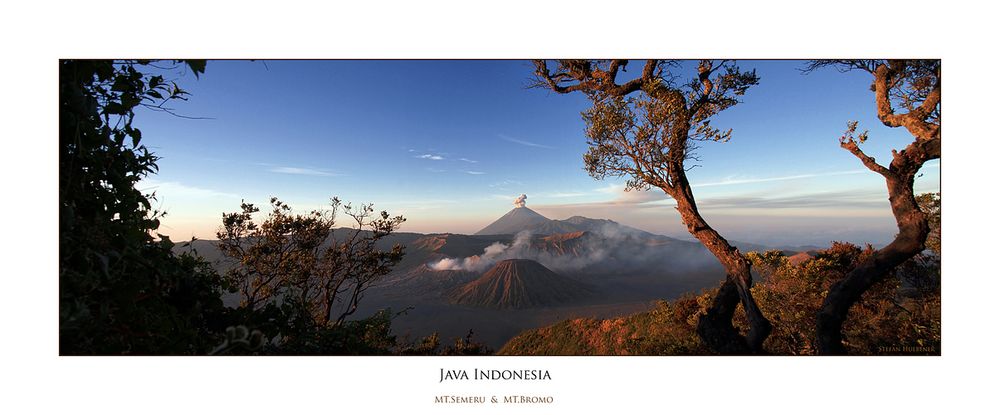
left=500, top=242, right=940, bottom=356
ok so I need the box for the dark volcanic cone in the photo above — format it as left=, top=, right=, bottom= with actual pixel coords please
left=450, top=259, right=592, bottom=309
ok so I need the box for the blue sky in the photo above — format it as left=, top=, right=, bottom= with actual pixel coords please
left=136, top=60, right=939, bottom=247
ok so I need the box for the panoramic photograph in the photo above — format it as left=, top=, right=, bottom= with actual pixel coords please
left=59, top=59, right=941, bottom=356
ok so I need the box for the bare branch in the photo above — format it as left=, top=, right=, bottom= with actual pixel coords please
left=839, top=121, right=892, bottom=178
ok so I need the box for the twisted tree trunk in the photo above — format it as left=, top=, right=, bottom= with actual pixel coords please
left=816, top=173, right=929, bottom=354
left=811, top=60, right=940, bottom=354
left=673, top=177, right=772, bottom=353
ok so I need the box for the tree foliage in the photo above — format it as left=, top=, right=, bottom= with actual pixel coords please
left=59, top=60, right=231, bottom=354
left=59, top=60, right=489, bottom=356
left=216, top=197, right=428, bottom=353
left=500, top=243, right=940, bottom=356
left=805, top=59, right=941, bottom=354
left=916, top=192, right=941, bottom=255
left=743, top=245, right=940, bottom=355
left=532, top=59, right=772, bottom=353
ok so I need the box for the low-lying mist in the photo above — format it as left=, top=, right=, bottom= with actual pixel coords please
left=428, top=225, right=720, bottom=276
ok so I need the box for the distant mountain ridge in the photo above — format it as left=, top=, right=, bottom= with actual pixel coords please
left=475, top=207, right=652, bottom=237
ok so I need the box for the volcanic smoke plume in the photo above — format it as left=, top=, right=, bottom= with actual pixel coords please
left=514, top=194, right=527, bottom=208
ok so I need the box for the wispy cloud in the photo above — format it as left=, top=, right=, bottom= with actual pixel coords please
left=465, top=171, right=486, bottom=175
left=692, top=170, right=867, bottom=188
left=416, top=153, right=445, bottom=160
left=539, top=168, right=894, bottom=212
left=426, top=167, right=447, bottom=173
left=535, top=187, right=890, bottom=213
left=269, top=166, right=340, bottom=177
left=138, top=179, right=239, bottom=199
left=546, top=192, right=588, bottom=198
left=500, top=134, right=555, bottom=149
left=593, top=183, right=624, bottom=194
left=386, top=199, right=459, bottom=211
left=697, top=189, right=889, bottom=210
left=459, top=158, right=478, bottom=163
left=489, top=179, right=523, bottom=189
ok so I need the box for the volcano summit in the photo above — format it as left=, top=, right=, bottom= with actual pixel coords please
left=475, top=193, right=650, bottom=237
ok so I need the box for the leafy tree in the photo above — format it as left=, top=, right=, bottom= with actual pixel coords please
left=916, top=192, right=941, bottom=255
left=501, top=243, right=939, bottom=356
left=532, top=60, right=771, bottom=353
left=59, top=60, right=229, bottom=354
left=805, top=60, right=941, bottom=354
left=439, top=330, right=494, bottom=355
left=745, top=244, right=939, bottom=355
left=216, top=196, right=408, bottom=352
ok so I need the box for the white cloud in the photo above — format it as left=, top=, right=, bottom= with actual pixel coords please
left=465, top=171, right=486, bottom=175
left=459, top=158, right=478, bottom=163
left=416, top=154, right=445, bottom=160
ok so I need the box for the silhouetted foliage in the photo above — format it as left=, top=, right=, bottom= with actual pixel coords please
left=59, top=60, right=232, bottom=354
left=216, top=197, right=423, bottom=354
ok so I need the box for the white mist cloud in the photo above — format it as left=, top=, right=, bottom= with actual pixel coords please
left=426, top=226, right=717, bottom=274
left=429, top=231, right=533, bottom=272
